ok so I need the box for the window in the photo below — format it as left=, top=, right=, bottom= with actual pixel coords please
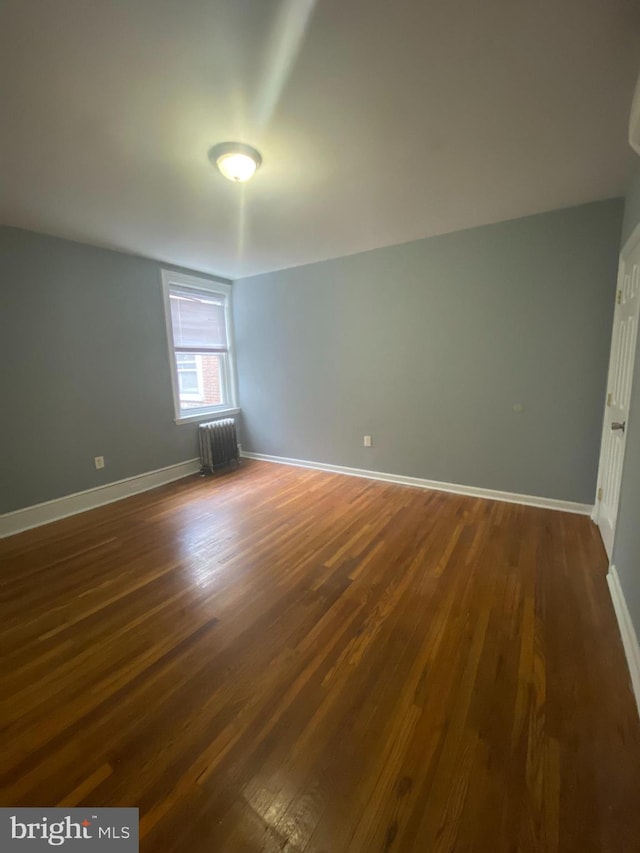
left=162, top=270, right=237, bottom=423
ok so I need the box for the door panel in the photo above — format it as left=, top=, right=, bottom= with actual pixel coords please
left=596, top=239, right=640, bottom=559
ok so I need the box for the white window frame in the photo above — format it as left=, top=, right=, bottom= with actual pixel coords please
left=161, top=269, right=239, bottom=424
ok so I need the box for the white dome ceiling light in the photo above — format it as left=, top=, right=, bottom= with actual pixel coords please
left=209, top=142, right=262, bottom=183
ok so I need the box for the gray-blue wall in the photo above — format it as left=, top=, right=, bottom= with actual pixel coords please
left=621, top=158, right=640, bottom=247
left=613, top=157, right=640, bottom=640
left=0, top=200, right=625, bottom=516
left=0, top=227, right=228, bottom=514
left=233, top=200, right=623, bottom=504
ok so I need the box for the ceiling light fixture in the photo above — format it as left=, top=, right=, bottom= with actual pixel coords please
left=208, top=142, right=262, bottom=183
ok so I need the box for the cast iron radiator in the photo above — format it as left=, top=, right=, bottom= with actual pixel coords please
left=198, top=418, right=239, bottom=474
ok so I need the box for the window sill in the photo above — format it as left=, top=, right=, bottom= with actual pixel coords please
left=174, top=407, right=240, bottom=425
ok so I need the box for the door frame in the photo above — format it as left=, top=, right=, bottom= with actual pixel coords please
left=592, top=221, right=640, bottom=553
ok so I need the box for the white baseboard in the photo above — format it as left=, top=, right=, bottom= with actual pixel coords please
left=607, top=565, right=640, bottom=718
left=1, top=450, right=594, bottom=539
left=240, top=451, right=593, bottom=515
left=0, top=458, right=201, bottom=539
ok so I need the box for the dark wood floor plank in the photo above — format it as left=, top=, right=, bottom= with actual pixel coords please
left=1, top=460, right=639, bottom=852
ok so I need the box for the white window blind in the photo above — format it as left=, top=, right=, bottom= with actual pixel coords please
left=169, top=287, right=228, bottom=352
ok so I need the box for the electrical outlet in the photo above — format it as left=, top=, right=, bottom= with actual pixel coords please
left=363, top=435, right=372, bottom=447
left=94, top=456, right=105, bottom=469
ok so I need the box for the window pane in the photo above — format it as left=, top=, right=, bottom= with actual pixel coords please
left=179, top=353, right=226, bottom=412
left=170, top=289, right=227, bottom=350
left=176, top=353, right=197, bottom=367
left=178, top=370, right=200, bottom=395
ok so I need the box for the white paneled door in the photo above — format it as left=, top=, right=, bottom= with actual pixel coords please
left=595, top=227, right=640, bottom=559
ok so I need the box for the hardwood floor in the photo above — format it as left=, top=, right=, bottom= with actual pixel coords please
left=1, top=460, right=639, bottom=852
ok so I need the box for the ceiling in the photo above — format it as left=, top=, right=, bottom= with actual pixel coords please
left=1, top=0, right=639, bottom=279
